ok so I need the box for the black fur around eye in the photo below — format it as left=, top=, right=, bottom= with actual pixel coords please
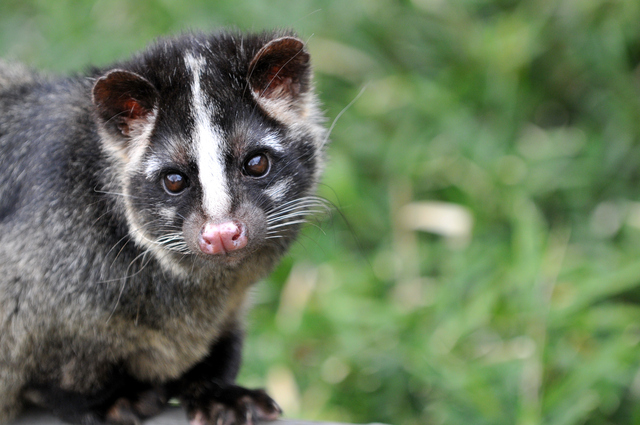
left=243, top=153, right=270, bottom=178
left=162, top=172, right=188, bottom=194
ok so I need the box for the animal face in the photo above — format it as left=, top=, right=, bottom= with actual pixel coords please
left=92, top=32, right=328, bottom=275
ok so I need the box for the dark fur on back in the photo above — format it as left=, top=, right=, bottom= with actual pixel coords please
left=0, top=30, right=327, bottom=425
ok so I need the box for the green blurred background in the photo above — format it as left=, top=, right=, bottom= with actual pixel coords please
left=4, top=1, right=640, bottom=424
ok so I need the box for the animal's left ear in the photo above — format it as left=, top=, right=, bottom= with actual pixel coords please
left=248, top=37, right=310, bottom=102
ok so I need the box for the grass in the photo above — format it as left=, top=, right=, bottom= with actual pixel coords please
left=3, top=0, right=640, bottom=424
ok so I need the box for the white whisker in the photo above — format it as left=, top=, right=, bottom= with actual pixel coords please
left=267, top=209, right=327, bottom=224
left=267, top=219, right=310, bottom=230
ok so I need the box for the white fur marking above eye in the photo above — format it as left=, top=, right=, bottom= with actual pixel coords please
left=264, top=177, right=293, bottom=202
left=144, top=157, right=163, bottom=180
left=185, top=52, right=231, bottom=219
left=261, top=133, right=284, bottom=153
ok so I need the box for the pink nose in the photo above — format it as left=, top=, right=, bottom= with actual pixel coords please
left=198, top=221, right=248, bottom=255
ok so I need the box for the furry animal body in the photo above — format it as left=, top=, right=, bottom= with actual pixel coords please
left=0, top=30, right=327, bottom=425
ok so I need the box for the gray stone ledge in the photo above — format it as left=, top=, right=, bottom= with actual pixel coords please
left=10, top=408, right=388, bottom=425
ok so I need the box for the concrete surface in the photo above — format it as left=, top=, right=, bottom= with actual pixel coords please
left=10, top=407, right=388, bottom=425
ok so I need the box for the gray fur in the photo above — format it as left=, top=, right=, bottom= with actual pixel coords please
left=0, top=30, right=327, bottom=423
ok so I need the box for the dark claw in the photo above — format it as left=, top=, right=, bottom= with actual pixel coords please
left=210, top=403, right=234, bottom=425
left=106, top=399, right=140, bottom=425
left=132, top=388, right=168, bottom=418
left=243, top=389, right=282, bottom=421
left=105, top=387, right=168, bottom=425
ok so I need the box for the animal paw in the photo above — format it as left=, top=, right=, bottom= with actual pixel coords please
left=184, top=385, right=282, bottom=425
left=104, top=387, right=168, bottom=425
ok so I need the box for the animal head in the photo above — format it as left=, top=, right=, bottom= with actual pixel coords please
left=92, top=31, right=328, bottom=276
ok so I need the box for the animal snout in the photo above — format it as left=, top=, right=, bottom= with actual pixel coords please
left=198, top=221, right=248, bottom=255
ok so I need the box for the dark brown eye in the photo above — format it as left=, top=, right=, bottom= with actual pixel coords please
left=163, top=172, right=187, bottom=194
left=243, top=153, right=270, bottom=178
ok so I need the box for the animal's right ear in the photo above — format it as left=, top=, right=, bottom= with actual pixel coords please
left=92, top=70, right=159, bottom=140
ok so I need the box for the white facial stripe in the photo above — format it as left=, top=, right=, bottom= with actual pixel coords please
left=265, top=177, right=293, bottom=202
left=261, top=133, right=284, bottom=153
left=185, top=52, right=231, bottom=219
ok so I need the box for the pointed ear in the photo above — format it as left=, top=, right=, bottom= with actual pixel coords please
left=248, top=37, right=310, bottom=102
left=92, top=70, right=158, bottom=139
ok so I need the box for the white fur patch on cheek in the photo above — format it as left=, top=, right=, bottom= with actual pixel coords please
left=159, top=206, right=177, bottom=221
left=185, top=52, right=231, bottom=219
left=264, top=177, right=293, bottom=202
